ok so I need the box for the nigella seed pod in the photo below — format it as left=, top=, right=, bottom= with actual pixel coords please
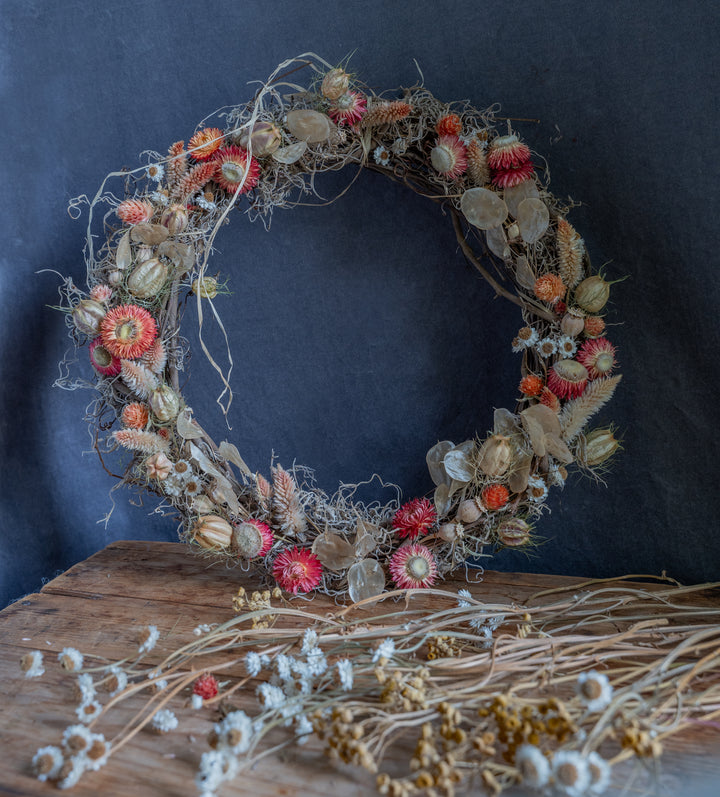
left=149, top=384, right=180, bottom=422
left=582, top=428, right=621, bottom=467
left=561, top=308, right=586, bottom=337
left=574, top=275, right=610, bottom=313
left=160, top=204, right=189, bottom=235
left=72, top=299, right=106, bottom=335
left=321, top=68, right=350, bottom=100
left=192, top=515, right=232, bottom=550
left=237, top=121, right=282, bottom=157
left=192, top=277, right=218, bottom=299
left=477, top=435, right=513, bottom=478
left=127, top=258, right=169, bottom=299
left=496, top=518, right=531, bottom=548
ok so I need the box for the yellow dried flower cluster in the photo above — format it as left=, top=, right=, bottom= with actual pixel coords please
left=620, top=719, right=663, bottom=758
left=426, top=636, right=463, bottom=660
left=232, top=586, right=282, bottom=629
left=379, top=668, right=430, bottom=712
left=313, top=707, right=377, bottom=772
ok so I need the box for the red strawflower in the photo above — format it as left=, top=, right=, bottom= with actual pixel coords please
left=328, top=91, right=367, bottom=126
left=389, top=544, right=438, bottom=590
left=193, top=673, right=218, bottom=700
left=272, top=546, right=322, bottom=594
left=576, top=337, right=618, bottom=380
left=89, top=337, right=121, bottom=377
left=491, top=159, right=535, bottom=188
left=212, top=145, right=260, bottom=194
left=481, top=484, right=509, bottom=510
left=392, top=497, right=437, bottom=540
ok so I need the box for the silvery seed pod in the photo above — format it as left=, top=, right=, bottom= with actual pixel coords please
left=127, top=258, right=169, bottom=299
left=321, top=68, right=350, bottom=100
left=574, top=275, right=610, bottom=313
left=477, top=435, right=513, bottom=478
left=160, top=204, right=189, bottom=235
left=583, top=428, right=621, bottom=467
left=496, top=518, right=531, bottom=548
left=192, top=515, right=232, bottom=550
left=72, top=299, right=106, bottom=335
left=236, top=121, right=282, bottom=157
left=560, top=307, right=586, bottom=337
left=149, top=384, right=180, bottom=422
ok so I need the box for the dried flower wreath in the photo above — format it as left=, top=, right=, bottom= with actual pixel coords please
left=58, top=53, right=622, bottom=600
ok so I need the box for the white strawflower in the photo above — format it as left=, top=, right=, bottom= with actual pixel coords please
left=145, top=163, right=164, bottom=182
left=58, top=647, right=84, bottom=672
left=511, top=326, right=539, bottom=353
left=372, top=638, right=395, bottom=663
left=151, top=708, right=178, bottom=733
left=587, top=751, right=612, bottom=794
left=336, top=659, right=354, bottom=691
left=526, top=475, right=548, bottom=503
left=515, top=744, right=550, bottom=788
left=138, top=625, right=159, bottom=654
left=577, top=670, right=613, bottom=712
left=552, top=750, right=591, bottom=797
left=557, top=334, right=578, bottom=358
left=374, top=145, right=391, bottom=166
left=535, top=336, right=558, bottom=359
left=21, top=650, right=45, bottom=678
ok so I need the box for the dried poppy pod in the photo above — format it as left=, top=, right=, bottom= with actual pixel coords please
left=192, top=515, right=232, bottom=550
left=456, top=498, right=484, bottom=524
left=160, top=203, right=189, bottom=235
left=72, top=298, right=106, bottom=335
left=236, top=121, right=282, bottom=157
left=561, top=307, right=586, bottom=337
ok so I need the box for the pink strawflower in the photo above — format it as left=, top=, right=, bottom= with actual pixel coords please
left=89, top=284, right=112, bottom=303
left=576, top=337, right=618, bottom=380
left=392, top=497, right=437, bottom=540
left=272, top=546, right=322, bottom=594
left=193, top=673, right=219, bottom=700
left=328, top=91, right=367, bottom=126
left=389, top=544, right=438, bottom=589
left=89, top=337, right=121, bottom=377
left=116, top=198, right=154, bottom=225
left=233, top=519, right=274, bottom=559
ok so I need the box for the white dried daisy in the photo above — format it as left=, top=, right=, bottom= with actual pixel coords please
left=20, top=650, right=45, bottom=678
left=32, top=745, right=64, bottom=782
left=145, top=163, right=164, bottom=182
left=106, top=666, right=128, bottom=696
left=58, top=647, right=83, bottom=672
left=215, top=710, right=253, bottom=754
left=149, top=190, right=169, bottom=206
left=196, top=748, right=238, bottom=793
left=511, top=326, right=539, bottom=352
left=183, top=477, right=203, bottom=498
left=151, top=708, right=178, bottom=733
left=535, top=336, right=558, bottom=359
left=587, top=751, right=612, bottom=794
left=526, top=475, right=549, bottom=503
left=84, top=734, right=111, bottom=771
left=75, top=699, right=102, bottom=724
left=62, top=724, right=94, bottom=754
left=552, top=750, right=590, bottom=797
left=557, top=334, right=578, bottom=358
left=75, top=673, right=96, bottom=704
left=56, top=755, right=87, bottom=789
left=336, top=658, right=354, bottom=691
left=173, top=459, right=193, bottom=483
left=372, top=638, right=395, bottom=663
left=257, top=682, right=286, bottom=710
left=515, top=744, right=550, bottom=788
left=196, top=193, right=217, bottom=211
left=373, top=144, right=391, bottom=166
left=577, top=670, right=613, bottom=712
left=138, top=625, right=159, bottom=654
left=162, top=476, right=184, bottom=497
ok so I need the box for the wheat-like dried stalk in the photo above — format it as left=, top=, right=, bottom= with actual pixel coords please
left=172, top=161, right=216, bottom=201
left=560, top=374, right=622, bottom=442
left=466, top=140, right=489, bottom=186
left=255, top=473, right=273, bottom=512
left=557, top=218, right=585, bottom=288
left=272, top=465, right=307, bottom=537
left=165, top=140, right=186, bottom=192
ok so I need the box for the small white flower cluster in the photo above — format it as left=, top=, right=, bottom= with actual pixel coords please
left=193, top=623, right=216, bottom=636
left=162, top=459, right=197, bottom=497
left=21, top=650, right=45, bottom=678
left=195, top=194, right=217, bottom=212
left=576, top=670, right=613, bottom=713
left=58, top=647, right=83, bottom=672
left=195, top=711, right=254, bottom=796
left=372, top=638, right=396, bottom=663
left=138, top=625, right=159, bottom=654
left=151, top=708, right=178, bottom=733
left=458, top=592, right=504, bottom=647
left=32, top=725, right=111, bottom=788
left=516, top=744, right=611, bottom=795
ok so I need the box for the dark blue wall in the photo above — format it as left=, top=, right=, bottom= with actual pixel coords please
left=2, top=0, right=719, bottom=606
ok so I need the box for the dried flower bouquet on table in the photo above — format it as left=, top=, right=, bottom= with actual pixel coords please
left=22, top=578, right=720, bottom=794
left=56, top=53, right=622, bottom=600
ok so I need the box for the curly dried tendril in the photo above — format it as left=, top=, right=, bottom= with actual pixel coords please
left=60, top=54, right=622, bottom=599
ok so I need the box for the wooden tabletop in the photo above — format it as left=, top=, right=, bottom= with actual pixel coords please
left=1, top=541, right=718, bottom=796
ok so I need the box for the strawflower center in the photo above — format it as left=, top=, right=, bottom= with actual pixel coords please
left=407, top=555, right=429, bottom=580
left=222, top=162, right=245, bottom=183
left=117, top=321, right=137, bottom=342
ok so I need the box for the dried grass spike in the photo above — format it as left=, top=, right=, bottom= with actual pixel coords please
left=140, top=339, right=167, bottom=375
left=557, top=218, right=585, bottom=288
left=466, top=140, right=489, bottom=186
left=560, top=374, right=622, bottom=442
left=120, top=360, right=159, bottom=400
left=255, top=473, right=273, bottom=512
left=166, top=141, right=187, bottom=191
left=173, top=161, right=216, bottom=201
left=361, top=100, right=412, bottom=128
left=271, top=465, right=307, bottom=537
left=113, top=428, right=169, bottom=453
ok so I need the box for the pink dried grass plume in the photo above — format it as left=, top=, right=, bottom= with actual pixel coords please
left=272, top=466, right=307, bottom=536
left=272, top=546, right=322, bottom=594
left=120, top=360, right=159, bottom=400
left=113, top=429, right=169, bottom=453
left=389, top=544, right=438, bottom=589
left=140, top=339, right=167, bottom=375
left=466, top=140, right=489, bottom=185
left=166, top=141, right=187, bottom=190
left=392, top=497, right=437, bottom=540
left=173, top=161, right=217, bottom=201
left=362, top=100, right=412, bottom=128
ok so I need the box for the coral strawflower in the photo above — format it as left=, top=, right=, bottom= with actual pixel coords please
left=100, top=304, right=157, bottom=360
left=188, top=127, right=224, bottom=161
left=392, top=497, right=437, bottom=540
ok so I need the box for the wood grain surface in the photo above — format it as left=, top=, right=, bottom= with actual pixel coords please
left=1, top=541, right=718, bottom=796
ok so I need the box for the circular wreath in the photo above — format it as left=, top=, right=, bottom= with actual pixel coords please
left=60, top=54, right=622, bottom=600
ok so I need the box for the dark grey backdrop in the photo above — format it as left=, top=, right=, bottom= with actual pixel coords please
left=2, top=1, right=719, bottom=608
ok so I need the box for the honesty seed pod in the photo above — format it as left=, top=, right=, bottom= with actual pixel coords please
left=127, top=258, right=169, bottom=300
left=477, top=435, right=513, bottom=478
left=192, top=515, right=232, bottom=550
left=160, top=204, right=189, bottom=235
left=574, top=275, right=610, bottom=313
left=149, top=384, right=180, bottom=422
left=496, top=518, right=531, bottom=548
left=582, top=428, right=621, bottom=467
left=72, top=299, right=106, bottom=335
